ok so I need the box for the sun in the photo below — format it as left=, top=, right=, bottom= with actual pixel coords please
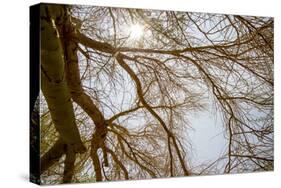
left=129, top=24, right=144, bottom=39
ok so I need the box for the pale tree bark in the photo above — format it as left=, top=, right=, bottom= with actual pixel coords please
left=41, top=4, right=109, bottom=182
left=40, top=5, right=86, bottom=183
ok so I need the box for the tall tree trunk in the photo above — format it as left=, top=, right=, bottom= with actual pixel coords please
left=40, top=5, right=86, bottom=182
left=40, top=5, right=85, bottom=152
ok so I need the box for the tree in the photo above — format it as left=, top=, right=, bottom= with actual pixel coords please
left=38, top=4, right=273, bottom=184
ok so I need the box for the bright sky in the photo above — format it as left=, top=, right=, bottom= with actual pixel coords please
left=188, top=109, right=226, bottom=168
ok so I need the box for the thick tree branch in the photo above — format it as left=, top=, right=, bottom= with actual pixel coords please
left=41, top=139, right=65, bottom=174
left=40, top=5, right=85, bottom=153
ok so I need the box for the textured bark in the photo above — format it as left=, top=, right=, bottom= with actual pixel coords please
left=40, top=5, right=86, bottom=183
left=40, top=5, right=85, bottom=153
left=41, top=4, right=109, bottom=182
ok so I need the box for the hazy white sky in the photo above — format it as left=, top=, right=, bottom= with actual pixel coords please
left=188, top=109, right=226, bottom=168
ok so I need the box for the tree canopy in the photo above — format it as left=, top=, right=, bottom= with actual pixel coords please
left=38, top=4, right=273, bottom=184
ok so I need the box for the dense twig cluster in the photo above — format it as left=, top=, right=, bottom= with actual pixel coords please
left=39, top=4, right=273, bottom=184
